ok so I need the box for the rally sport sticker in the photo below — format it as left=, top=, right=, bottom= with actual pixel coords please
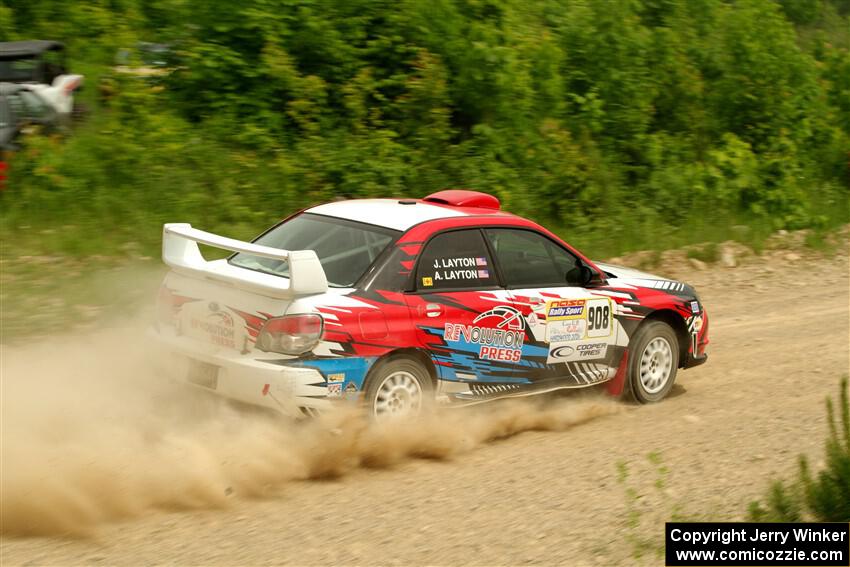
left=544, top=297, right=612, bottom=342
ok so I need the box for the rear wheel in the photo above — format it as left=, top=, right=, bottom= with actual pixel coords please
left=624, top=321, right=679, bottom=403
left=363, top=357, right=433, bottom=419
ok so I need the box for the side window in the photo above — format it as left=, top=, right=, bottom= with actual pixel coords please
left=0, top=98, right=9, bottom=128
left=484, top=228, right=579, bottom=287
left=416, top=230, right=496, bottom=291
left=18, top=91, right=48, bottom=120
left=364, top=247, right=410, bottom=292
left=7, top=95, right=25, bottom=122
left=40, top=51, right=66, bottom=83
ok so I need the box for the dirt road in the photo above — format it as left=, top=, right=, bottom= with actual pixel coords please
left=2, top=244, right=848, bottom=566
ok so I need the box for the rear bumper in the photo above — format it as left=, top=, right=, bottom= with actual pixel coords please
left=151, top=326, right=336, bottom=417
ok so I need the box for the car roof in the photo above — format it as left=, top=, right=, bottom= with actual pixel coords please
left=0, top=40, right=64, bottom=59
left=306, top=198, right=514, bottom=232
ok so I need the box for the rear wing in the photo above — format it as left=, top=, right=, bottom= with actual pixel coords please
left=162, top=223, right=328, bottom=298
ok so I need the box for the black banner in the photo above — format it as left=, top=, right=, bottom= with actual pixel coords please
left=666, top=522, right=849, bottom=566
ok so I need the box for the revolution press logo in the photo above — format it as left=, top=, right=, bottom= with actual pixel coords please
left=443, top=306, right=526, bottom=362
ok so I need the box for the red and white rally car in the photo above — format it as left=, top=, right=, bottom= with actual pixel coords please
left=154, top=190, right=709, bottom=417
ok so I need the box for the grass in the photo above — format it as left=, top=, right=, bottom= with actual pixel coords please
left=748, top=377, right=850, bottom=522
left=615, top=451, right=695, bottom=561
left=803, top=228, right=842, bottom=255
left=686, top=242, right=720, bottom=264
left=0, top=252, right=164, bottom=341
left=608, top=377, right=850, bottom=562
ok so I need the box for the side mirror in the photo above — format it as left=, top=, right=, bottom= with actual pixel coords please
left=566, top=264, right=594, bottom=286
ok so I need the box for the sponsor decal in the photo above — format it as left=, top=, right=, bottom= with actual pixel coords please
left=576, top=342, right=607, bottom=358
left=327, top=383, right=342, bottom=396
left=191, top=310, right=236, bottom=349
left=687, top=315, right=703, bottom=354
left=688, top=315, right=704, bottom=333
left=327, top=373, right=345, bottom=383
left=552, top=345, right=575, bottom=358
left=345, top=382, right=358, bottom=393
left=547, top=342, right=608, bottom=363
left=543, top=297, right=612, bottom=341
left=443, top=306, right=526, bottom=362
left=690, top=300, right=700, bottom=314
left=546, top=319, right=587, bottom=343
left=546, top=299, right=585, bottom=320
left=422, top=277, right=433, bottom=287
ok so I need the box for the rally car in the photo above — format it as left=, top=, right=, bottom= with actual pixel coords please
left=155, top=190, right=708, bottom=418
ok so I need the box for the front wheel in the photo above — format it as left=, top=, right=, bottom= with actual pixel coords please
left=624, top=321, right=679, bottom=403
left=363, top=357, right=433, bottom=419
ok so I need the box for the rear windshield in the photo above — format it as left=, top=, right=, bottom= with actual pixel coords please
left=0, top=58, right=38, bottom=82
left=229, top=213, right=398, bottom=288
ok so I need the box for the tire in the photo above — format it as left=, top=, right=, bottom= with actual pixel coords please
left=363, top=356, right=434, bottom=419
left=624, top=320, right=679, bottom=403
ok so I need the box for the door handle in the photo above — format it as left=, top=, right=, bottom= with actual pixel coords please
left=420, top=303, right=443, bottom=318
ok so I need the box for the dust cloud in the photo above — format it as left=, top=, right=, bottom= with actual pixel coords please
left=1, top=326, right=618, bottom=537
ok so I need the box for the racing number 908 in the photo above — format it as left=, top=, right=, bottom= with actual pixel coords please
left=587, top=304, right=610, bottom=332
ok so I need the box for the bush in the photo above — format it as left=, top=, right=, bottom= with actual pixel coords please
left=1, top=0, right=849, bottom=260
left=748, top=377, right=850, bottom=522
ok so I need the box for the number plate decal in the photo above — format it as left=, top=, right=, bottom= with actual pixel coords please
left=187, top=360, right=219, bottom=389
left=585, top=297, right=613, bottom=338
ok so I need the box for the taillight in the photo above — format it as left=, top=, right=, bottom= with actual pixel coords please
left=257, top=314, right=323, bottom=355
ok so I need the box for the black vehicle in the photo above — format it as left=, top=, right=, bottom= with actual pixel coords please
left=0, top=40, right=68, bottom=85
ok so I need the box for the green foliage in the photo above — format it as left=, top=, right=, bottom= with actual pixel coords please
left=748, top=377, right=850, bottom=522
left=616, top=452, right=689, bottom=560
left=780, top=0, right=824, bottom=24
left=0, top=4, right=13, bottom=41
left=800, top=377, right=850, bottom=521
left=686, top=242, right=720, bottom=263
left=748, top=479, right=804, bottom=522
left=1, top=0, right=849, bottom=261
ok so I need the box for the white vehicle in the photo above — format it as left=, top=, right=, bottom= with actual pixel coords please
left=0, top=40, right=83, bottom=115
left=153, top=191, right=709, bottom=419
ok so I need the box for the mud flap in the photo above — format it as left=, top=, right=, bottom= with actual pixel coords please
left=606, top=351, right=628, bottom=397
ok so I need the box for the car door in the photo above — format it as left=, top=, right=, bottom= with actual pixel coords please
left=483, top=227, right=628, bottom=389
left=404, top=228, right=531, bottom=402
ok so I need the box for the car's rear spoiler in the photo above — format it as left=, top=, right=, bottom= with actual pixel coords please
left=162, top=223, right=328, bottom=298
